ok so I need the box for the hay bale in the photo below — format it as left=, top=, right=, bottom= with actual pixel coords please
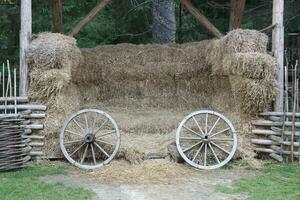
left=230, top=77, right=277, bottom=113
left=28, top=32, right=82, bottom=71
left=223, top=53, right=277, bottom=79
left=29, top=68, right=71, bottom=100
left=222, top=29, right=268, bottom=54
left=208, top=29, right=269, bottom=75
left=72, top=41, right=211, bottom=84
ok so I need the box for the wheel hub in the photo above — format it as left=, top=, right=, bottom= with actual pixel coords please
left=203, top=135, right=210, bottom=143
left=84, top=133, right=95, bottom=143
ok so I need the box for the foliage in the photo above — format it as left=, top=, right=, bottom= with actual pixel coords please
left=0, top=0, right=299, bottom=64
left=0, top=163, right=94, bottom=200
left=217, top=163, right=300, bottom=200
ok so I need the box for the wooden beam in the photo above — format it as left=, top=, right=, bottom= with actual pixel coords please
left=229, top=0, right=246, bottom=30
left=51, top=0, right=63, bottom=33
left=260, top=23, right=277, bottom=33
left=20, top=0, right=32, bottom=96
left=68, top=0, right=110, bottom=37
left=180, top=0, right=223, bottom=38
left=272, top=0, right=284, bottom=111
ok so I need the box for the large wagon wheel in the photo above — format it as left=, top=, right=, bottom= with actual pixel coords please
left=176, top=110, right=237, bottom=170
left=60, top=109, right=120, bottom=170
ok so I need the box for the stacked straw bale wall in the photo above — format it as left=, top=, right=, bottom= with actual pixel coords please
left=28, top=30, right=277, bottom=161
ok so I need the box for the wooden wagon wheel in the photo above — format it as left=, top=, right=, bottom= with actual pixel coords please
left=176, top=110, right=237, bottom=170
left=60, top=109, right=121, bottom=170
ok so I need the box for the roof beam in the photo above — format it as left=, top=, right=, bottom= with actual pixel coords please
left=180, top=0, right=223, bottom=38
left=68, top=0, right=110, bottom=37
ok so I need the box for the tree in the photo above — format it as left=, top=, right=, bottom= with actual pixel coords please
left=152, top=0, right=176, bottom=43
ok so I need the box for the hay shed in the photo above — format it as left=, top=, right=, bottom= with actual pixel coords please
left=28, top=29, right=277, bottom=164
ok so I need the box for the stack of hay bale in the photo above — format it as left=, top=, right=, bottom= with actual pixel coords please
left=207, top=29, right=277, bottom=114
left=27, top=29, right=277, bottom=163
left=0, top=115, right=30, bottom=171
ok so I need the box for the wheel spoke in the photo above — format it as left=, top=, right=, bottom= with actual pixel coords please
left=96, top=139, right=115, bottom=146
left=192, top=116, right=205, bottom=136
left=94, top=119, right=108, bottom=135
left=208, top=143, right=220, bottom=164
left=211, top=141, right=230, bottom=155
left=183, top=125, right=203, bottom=138
left=210, top=127, right=231, bottom=138
left=80, top=144, right=89, bottom=164
left=97, top=130, right=116, bottom=138
left=208, top=117, right=220, bottom=135
left=180, top=137, right=202, bottom=140
left=183, top=141, right=202, bottom=152
left=94, top=142, right=110, bottom=158
left=204, top=144, right=207, bottom=166
left=70, top=142, right=85, bottom=157
left=91, top=144, right=97, bottom=165
left=192, top=142, right=204, bottom=162
left=73, top=118, right=85, bottom=133
left=65, top=130, right=84, bottom=138
left=205, top=114, right=208, bottom=134
left=211, top=138, right=233, bottom=142
left=64, top=139, right=83, bottom=145
left=84, top=113, right=89, bottom=130
left=92, top=113, right=97, bottom=130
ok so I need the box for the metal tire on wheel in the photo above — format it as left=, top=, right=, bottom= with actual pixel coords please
left=176, top=110, right=237, bottom=170
left=60, top=109, right=121, bottom=170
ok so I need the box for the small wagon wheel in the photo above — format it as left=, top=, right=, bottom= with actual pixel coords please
left=176, top=110, right=237, bottom=170
left=60, top=109, right=120, bottom=170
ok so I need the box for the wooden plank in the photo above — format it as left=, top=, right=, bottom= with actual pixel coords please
left=272, top=0, right=284, bottom=111
left=252, top=129, right=280, bottom=136
left=0, top=113, right=46, bottom=119
left=255, top=148, right=276, bottom=154
left=0, top=97, right=28, bottom=103
left=29, top=151, right=43, bottom=156
left=260, top=24, right=277, bottom=32
left=20, top=0, right=31, bottom=96
left=25, top=124, right=43, bottom=130
left=251, top=119, right=300, bottom=127
left=260, top=112, right=300, bottom=117
left=270, top=153, right=283, bottom=162
left=0, top=104, right=47, bottom=111
left=271, top=145, right=300, bottom=156
left=22, top=135, right=44, bottom=140
left=229, top=0, right=246, bottom=30
left=269, top=116, right=282, bottom=122
left=29, top=142, right=44, bottom=147
left=251, top=138, right=277, bottom=145
left=68, top=0, right=110, bottom=36
left=180, top=0, right=223, bottom=38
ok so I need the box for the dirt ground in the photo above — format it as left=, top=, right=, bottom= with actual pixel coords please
left=40, top=160, right=255, bottom=200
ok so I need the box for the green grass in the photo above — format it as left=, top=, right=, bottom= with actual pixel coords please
left=218, top=163, right=300, bottom=200
left=0, top=162, right=94, bottom=200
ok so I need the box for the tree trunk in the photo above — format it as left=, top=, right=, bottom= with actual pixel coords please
left=51, top=0, right=63, bottom=33
left=229, top=0, right=246, bottom=30
left=152, top=0, right=176, bottom=43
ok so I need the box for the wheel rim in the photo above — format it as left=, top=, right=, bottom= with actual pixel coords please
left=176, top=110, right=237, bottom=170
left=60, top=109, right=121, bottom=170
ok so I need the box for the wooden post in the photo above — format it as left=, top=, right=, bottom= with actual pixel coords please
left=68, top=0, right=110, bottom=37
left=229, top=0, right=246, bottom=30
left=180, top=0, right=223, bottom=38
left=20, top=0, right=32, bottom=96
left=272, top=0, right=284, bottom=112
left=51, top=0, right=63, bottom=33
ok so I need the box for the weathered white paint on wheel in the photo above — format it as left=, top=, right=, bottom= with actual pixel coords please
left=60, top=109, right=121, bottom=170
left=176, top=110, right=237, bottom=170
